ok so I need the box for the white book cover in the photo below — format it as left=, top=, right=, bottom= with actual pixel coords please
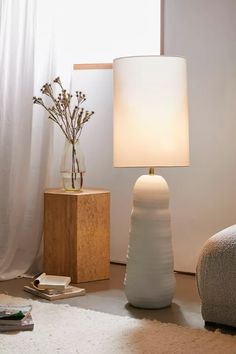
left=33, top=273, right=71, bottom=290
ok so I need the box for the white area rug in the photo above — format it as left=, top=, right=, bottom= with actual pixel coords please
left=0, top=294, right=236, bottom=354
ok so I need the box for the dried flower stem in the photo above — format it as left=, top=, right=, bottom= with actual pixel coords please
left=33, top=77, right=94, bottom=189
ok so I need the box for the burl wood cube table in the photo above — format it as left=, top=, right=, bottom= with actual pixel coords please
left=44, top=188, right=110, bottom=283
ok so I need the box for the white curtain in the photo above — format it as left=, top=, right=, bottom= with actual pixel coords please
left=0, top=0, right=73, bottom=280
left=0, top=0, right=159, bottom=279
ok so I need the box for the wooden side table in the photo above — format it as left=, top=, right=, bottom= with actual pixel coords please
left=44, top=188, right=110, bottom=283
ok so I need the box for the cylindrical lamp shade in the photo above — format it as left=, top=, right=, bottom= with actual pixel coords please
left=113, top=56, right=189, bottom=167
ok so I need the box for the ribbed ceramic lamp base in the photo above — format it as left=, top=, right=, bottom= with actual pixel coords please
left=124, top=174, right=175, bottom=309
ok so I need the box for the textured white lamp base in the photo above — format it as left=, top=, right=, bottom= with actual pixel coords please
left=124, top=174, right=175, bottom=309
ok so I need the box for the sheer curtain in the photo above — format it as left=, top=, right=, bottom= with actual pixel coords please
left=0, top=0, right=73, bottom=280
left=0, top=0, right=160, bottom=279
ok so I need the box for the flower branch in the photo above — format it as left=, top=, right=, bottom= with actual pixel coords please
left=33, top=76, right=94, bottom=144
left=33, top=77, right=94, bottom=190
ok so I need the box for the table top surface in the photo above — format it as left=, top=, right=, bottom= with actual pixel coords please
left=44, top=188, right=110, bottom=196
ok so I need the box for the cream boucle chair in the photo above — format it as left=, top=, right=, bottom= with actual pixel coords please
left=196, top=224, right=236, bottom=327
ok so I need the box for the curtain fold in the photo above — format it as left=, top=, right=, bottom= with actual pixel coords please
left=0, top=0, right=39, bottom=279
left=0, top=0, right=73, bottom=280
left=1, top=0, right=127, bottom=279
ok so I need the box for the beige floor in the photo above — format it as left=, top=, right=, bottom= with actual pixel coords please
left=0, top=264, right=234, bottom=334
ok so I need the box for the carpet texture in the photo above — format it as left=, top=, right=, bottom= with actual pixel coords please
left=0, top=294, right=236, bottom=354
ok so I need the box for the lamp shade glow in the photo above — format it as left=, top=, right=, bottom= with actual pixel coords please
left=113, top=56, right=189, bottom=167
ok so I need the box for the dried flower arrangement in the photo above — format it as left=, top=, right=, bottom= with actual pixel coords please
left=33, top=77, right=94, bottom=190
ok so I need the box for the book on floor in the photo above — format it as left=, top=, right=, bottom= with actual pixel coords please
left=0, top=305, right=34, bottom=332
left=33, top=273, right=71, bottom=290
left=0, top=313, right=34, bottom=332
left=24, top=283, right=86, bottom=301
left=33, top=285, right=74, bottom=295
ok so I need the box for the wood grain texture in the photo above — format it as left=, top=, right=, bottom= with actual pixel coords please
left=44, top=189, right=110, bottom=283
left=73, top=63, right=112, bottom=70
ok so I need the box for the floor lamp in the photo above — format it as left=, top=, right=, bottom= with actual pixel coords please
left=113, top=56, right=189, bottom=309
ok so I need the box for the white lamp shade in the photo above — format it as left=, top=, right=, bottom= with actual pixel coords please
left=113, top=56, right=189, bottom=167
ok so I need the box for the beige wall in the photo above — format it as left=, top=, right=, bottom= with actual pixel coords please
left=71, top=1, right=236, bottom=273
left=163, top=0, right=236, bottom=272
left=71, top=1, right=161, bottom=266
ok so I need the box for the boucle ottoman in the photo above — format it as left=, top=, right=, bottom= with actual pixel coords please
left=196, top=224, right=236, bottom=327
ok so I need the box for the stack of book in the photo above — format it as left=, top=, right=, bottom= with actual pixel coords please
left=24, top=273, right=86, bottom=301
left=0, top=304, right=34, bottom=332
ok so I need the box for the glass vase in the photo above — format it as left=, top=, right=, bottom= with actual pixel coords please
left=60, top=140, right=85, bottom=191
